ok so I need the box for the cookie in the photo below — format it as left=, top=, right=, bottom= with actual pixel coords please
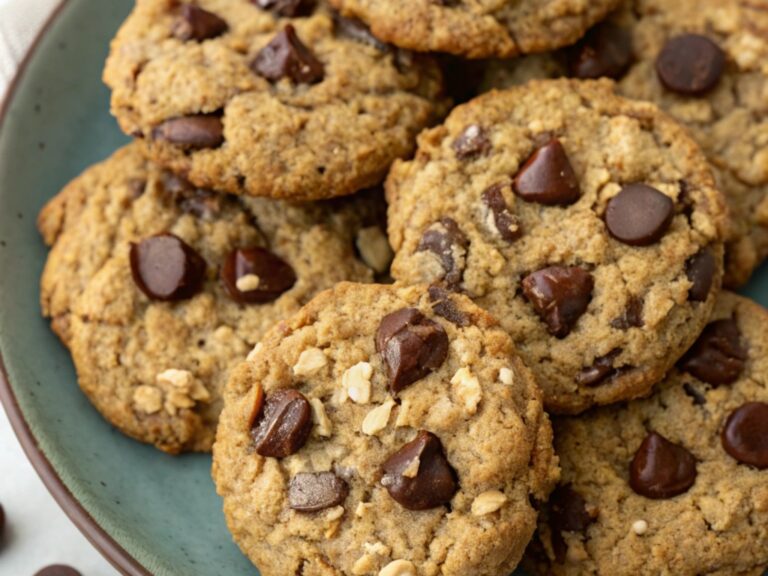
left=212, top=282, right=558, bottom=576
left=329, top=0, right=622, bottom=59
left=482, top=0, right=768, bottom=287
left=527, top=291, right=768, bottom=576
left=42, top=144, right=388, bottom=453
left=386, top=79, right=728, bottom=414
left=103, top=0, right=446, bottom=201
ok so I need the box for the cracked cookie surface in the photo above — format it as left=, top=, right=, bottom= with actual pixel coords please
left=328, top=0, right=622, bottom=59
left=526, top=292, right=768, bottom=576
left=386, top=79, right=728, bottom=414
left=212, top=282, right=558, bottom=576
left=482, top=0, right=768, bottom=287
left=42, top=143, right=384, bottom=453
left=103, top=0, right=446, bottom=201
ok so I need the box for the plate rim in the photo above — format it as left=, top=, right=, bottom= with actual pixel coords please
left=0, top=2, right=151, bottom=575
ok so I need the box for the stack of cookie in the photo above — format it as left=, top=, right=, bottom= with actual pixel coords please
left=37, top=0, right=768, bottom=575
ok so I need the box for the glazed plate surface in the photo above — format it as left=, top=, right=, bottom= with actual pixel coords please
left=0, top=1, right=765, bottom=575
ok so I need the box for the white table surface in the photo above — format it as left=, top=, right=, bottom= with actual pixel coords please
left=1, top=0, right=120, bottom=574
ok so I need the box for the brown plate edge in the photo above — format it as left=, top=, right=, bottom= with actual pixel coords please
left=0, top=2, right=152, bottom=575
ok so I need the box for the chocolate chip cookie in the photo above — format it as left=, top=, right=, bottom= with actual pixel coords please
left=41, top=144, right=387, bottom=453
left=103, top=0, right=446, bottom=201
left=482, top=0, right=768, bottom=287
left=386, top=79, right=728, bottom=414
left=212, top=282, right=558, bottom=576
left=527, top=291, right=768, bottom=576
left=328, top=0, right=622, bottom=59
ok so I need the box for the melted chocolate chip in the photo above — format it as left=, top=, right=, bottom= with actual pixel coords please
left=522, top=266, right=594, bottom=338
left=251, top=25, right=324, bottom=84
left=722, top=403, right=768, bottom=469
left=656, top=34, right=725, bottom=96
left=152, top=115, right=224, bottom=149
left=375, top=308, right=449, bottom=393
left=33, top=567, right=82, bottom=576
left=289, top=472, right=349, bottom=511
left=172, top=5, right=228, bottom=41
left=685, top=248, right=716, bottom=302
left=381, top=430, right=458, bottom=510
left=333, top=14, right=389, bottom=51
left=428, top=285, right=470, bottom=327
left=129, top=233, right=207, bottom=301
left=610, top=296, right=645, bottom=329
left=452, top=125, right=491, bottom=160
left=417, top=217, right=468, bottom=290
left=251, top=389, right=312, bottom=458
left=679, top=319, right=747, bottom=386
left=605, top=184, right=674, bottom=246
left=513, top=139, right=580, bottom=206
left=254, top=0, right=314, bottom=17
left=548, top=485, right=597, bottom=564
left=221, top=247, right=297, bottom=304
left=568, top=22, right=633, bottom=80
left=576, top=349, right=623, bottom=387
left=683, top=382, right=707, bottom=406
left=482, top=182, right=522, bottom=243
left=629, top=432, right=697, bottom=499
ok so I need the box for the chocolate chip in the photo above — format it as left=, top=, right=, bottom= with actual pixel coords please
left=513, top=139, right=580, bottom=206
left=152, top=115, right=224, bottom=149
left=33, top=567, right=82, bottom=576
left=685, top=248, right=716, bottom=302
left=381, top=430, right=458, bottom=510
left=683, top=382, right=707, bottom=406
left=375, top=308, right=449, bottom=393
left=428, top=285, right=469, bottom=327
left=221, top=247, right=296, bottom=304
left=251, top=25, right=324, bottom=84
left=522, top=266, right=593, bottom=338
left=548, top=485, right=596, bottom=563
left=254, top=0, right=314, bottom=18
left=129, top=233, right=207, bottom=301
left=629, top=432, right=697, bottom=499
left=417, top=217, right=468, bottom=290
left=722, top=402, right=768, bottom=469
left=452, top=125, right=491, bottom=160
left=576, top=349, right=623, bottom=387
left=172, top=5, right=228, bottom=41
left=605, top=184, right=674, bottom=246
left=251, top=389, right=312, bottom=458
left=679, top=319, right=747, bottom=386
left=568, top=22, right=633, bottom=80
left=289, top=472, right=349, bottom=511
left=656, top=34, right=725, bottom=96
left=164, top=173, right=226, bottom=218
left=333, top=14, right=389, bottom=52
left=610, top=296, right=644, bottom=329
left=482, top=182, right=522, bottom=243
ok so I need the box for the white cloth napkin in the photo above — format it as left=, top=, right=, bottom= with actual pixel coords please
left=0, top=0, right=119, bottom=574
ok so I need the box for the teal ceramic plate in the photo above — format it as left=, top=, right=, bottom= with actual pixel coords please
left=0, top=1, right=766, bottom=575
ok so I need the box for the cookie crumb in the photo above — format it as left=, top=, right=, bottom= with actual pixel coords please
left=632, top=519, right=648, bottom=535
left=235, top=273, right=261, bottom=292
left=362, top=399, right=396, bottom=435
left=133, top=385, right=162, bottom=414
left=293, top=347, right=328, bottom=377
left=471, top=490, right=507, bottom=515
left=310, top=398, right=333, bottom=437
left=343, top=362, right=373, bottom=404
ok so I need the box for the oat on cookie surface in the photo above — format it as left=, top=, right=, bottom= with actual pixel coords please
left=103, top=0, right=446, bottom=201
left=42, top=143, right=385, bottom=453
left=526, top=292, right=768, bottom=576
left=482, top=0, right=768, bottom=287
left=387, top=79, right=728, bottom=414
left=213, top=282, right=558, bottom=576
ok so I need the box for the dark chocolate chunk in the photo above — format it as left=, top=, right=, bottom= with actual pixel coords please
left=172, top=5, right=228, bottom=41
left=428, top=285, right=470, bottom=327
left=417, top=217, right=468, bottom=290
left=289, top=472, right=349, bottom=511
left=152, top=115, right=224, bottom=149
left=251, top=389, right=312, bottom=458
left=522, top=266, right=594, bottom=338
left=679, top=319, right=747, bottom=386
left=629, top=432, right=697, bottom=499
left=722, top=402, right=768, bottom=469
left=221, top=247, right=296, bottom=304
left=129, top=233, right=207, bottom=301
left=605, top=184, right=674, bottom=246
left=251, top=25, right=324, bottom=84
left=656, top=34, right=725, bottom=96
left=513, top=139, right=580, bottom=206
left=482, top=182, right=522, bottom=243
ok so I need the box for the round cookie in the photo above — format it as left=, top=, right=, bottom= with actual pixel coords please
left=386, top=79, right=728, bottom=414
left=212, top=282, right=558, bottom=576
left=49, top=145, right=388, bottom=454
left=527, top=291, right=768, bottom=576
left=482, top=0, right=768, bottom=287
left=103, top=0, right=446, bottom=201
left=329, top=0, right=622, bottom=59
